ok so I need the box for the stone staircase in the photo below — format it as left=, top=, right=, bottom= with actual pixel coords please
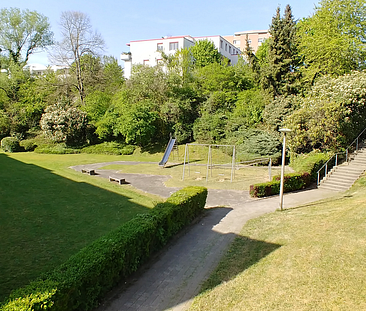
left=318, top=147, right=366, bottom=191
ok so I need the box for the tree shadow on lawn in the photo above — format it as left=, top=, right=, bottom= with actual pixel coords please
left=199, top=234, right=282, bottom=294
left=0, top=153, right=152, bottom=302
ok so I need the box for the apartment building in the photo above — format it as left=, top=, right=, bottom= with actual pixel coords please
left=121, top=35, right=240, bottom=79
left=224, top=30, right=270, bottom=54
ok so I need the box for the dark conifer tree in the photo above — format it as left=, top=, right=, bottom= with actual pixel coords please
left=261, top=5, right=301, bottom=98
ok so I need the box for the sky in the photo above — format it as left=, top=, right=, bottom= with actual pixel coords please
left=5, top=0, right=319, bottom=66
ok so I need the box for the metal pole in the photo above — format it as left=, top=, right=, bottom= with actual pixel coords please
left=279, top=133, right=286, bottom=211
left=231, top=145, right=236, bottom=182
left=206, top=145, right=211, bottom=183
left=269, top=158, right=272, bottom=181
left=182, top=143, right=188, bottom=180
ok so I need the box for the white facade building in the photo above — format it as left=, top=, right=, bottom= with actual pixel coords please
left=121, top=35, right=240, bottom=79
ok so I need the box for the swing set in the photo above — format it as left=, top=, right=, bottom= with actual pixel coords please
left=182, top=143, right=236, bottom=182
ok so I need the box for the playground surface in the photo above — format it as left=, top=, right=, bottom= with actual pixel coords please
left=71, top=161, right=338, bottom=311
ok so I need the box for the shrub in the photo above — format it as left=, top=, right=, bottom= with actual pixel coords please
left=81, top=142, right=135, bottom=155
left=1, top=137, right=21, bottom=152
left=20, top=140, right=37, bottom=152
left=250, top=173, right=311, bottom=198
left=290, top=152, right=330, bottom=181
left=34, top=144, right=80, bottom=154
left=1, top=186, right=207, bottom=311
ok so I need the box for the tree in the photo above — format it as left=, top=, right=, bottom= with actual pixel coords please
left=261, top=5, right=301, bottom=97
left=0, top=8, right=53, bottom=66
left=189, top=39, right=222, bottom=68
left=298, top=0, right=366, bottom=83
left=50, top=11, right=105, bottom=103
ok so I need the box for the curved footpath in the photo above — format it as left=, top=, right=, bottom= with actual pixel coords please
left=71, top=162, right=337, bottom=311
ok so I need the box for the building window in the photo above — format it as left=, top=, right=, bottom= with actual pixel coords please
left=220, top=40, right=223, bottom=48
left=157, top=43, right=163, bottom=51
left=157, top=59, right=163, bottom=65
left=229, top=46, right=231, bottom=54
left=247, top=39, right=252, bottom=44
left=225, top=43, right=227, bottom=51
left=258, top=38, right=264, bottom=43
left=169, top=42, right=179, bottom=51
left=143, top=59, right=150, bottom=65
left=233, top=40, right=240, bottom=45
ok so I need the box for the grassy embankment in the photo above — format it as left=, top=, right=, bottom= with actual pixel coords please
left=0, top=151, right=161, bottom=301
left=190, top=175, right=366, bottom=310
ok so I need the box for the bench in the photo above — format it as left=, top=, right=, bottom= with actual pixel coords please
left=109, top=176, right=125, bottom=185
left=81, top=169, right=95, bottom=175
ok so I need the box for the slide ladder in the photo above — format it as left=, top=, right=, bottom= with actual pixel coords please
left=159, top=137, right=176, bottom=167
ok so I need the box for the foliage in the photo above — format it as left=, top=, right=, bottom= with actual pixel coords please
left=40, top=103, right=88, bottom=145
left=262, top=94, right=301, bottom=131
left=0, top=136, right=20, bottom=152
left=250, top=172, right=311, bottom=198
left=285, top=71, right=366, bottom=152
left=34, top=143, right=80, bottom=154
left=290, top=151, right=330, bottom=181
left=1, top=187, right=207, bottom=311
left=0, top=8, right=53, bottom=66
left=298, top=0, right=366, bottom=83
left=0, top=109, right=10, bottom=138
left=81, top=142, right=135, bottom=155
left=193, top=112, right=227, bottom=143
left=260, top=5, right=302, bottom=97
left=189, top=39, right=222, bottom=68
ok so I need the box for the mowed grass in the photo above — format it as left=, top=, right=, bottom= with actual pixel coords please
left=190, top=175, right=366, bottom=311
left=0, top=152, right=161, bottom=301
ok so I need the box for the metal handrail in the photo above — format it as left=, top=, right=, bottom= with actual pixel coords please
left=317, top=127, right=366, bottom=186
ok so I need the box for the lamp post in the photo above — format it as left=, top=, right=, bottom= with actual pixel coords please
left=279, top=128, right=291, bottom=211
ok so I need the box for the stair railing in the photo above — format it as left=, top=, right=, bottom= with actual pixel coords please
left=317, top=127, right=366, bottom=186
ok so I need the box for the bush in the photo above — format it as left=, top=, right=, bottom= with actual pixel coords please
left=290, top=152, right=330, bottom=181
left=1, top=186, right=207, bottom=311
left=1, top=137, right=21, bottom=152
left=250, top=172, right=311, bottom=198
left=81, top=142, right=135, bottom=155
left=20, top=140, right=37, bottom=152
left=34, top=144, right=80, bottom=154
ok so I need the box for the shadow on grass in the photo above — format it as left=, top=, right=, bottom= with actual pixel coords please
left=0, top=153, right=151, bottom=302
left=199, top=235, right=281, bottom=294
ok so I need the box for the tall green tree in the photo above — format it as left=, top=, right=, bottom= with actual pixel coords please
left=261, top=5, right=301, bottom=97
left=189, top=39, right=222, bottom=68
left=0, top=8, right=53, bottom=66
left=298, top=0, right=366, bottom=83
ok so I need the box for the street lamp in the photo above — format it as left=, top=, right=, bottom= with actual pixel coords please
left=279, top=128, right=291, bottom=211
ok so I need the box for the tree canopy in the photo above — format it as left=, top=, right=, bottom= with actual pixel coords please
left=0, top=8, right=53, bottom=66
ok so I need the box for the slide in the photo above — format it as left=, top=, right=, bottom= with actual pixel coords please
left=159, top=137, right=176, bottom=167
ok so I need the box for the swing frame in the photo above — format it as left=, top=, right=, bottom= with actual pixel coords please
left=182, top=143, right=236, bottom=182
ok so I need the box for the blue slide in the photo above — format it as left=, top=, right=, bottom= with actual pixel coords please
left=159, top=137, right=176, bottom=167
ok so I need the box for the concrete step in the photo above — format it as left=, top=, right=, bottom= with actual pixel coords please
left=319, top=183, right=350, bottom=191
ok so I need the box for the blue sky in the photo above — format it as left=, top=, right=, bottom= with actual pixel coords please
left=6, top=0, right=318, bottom=66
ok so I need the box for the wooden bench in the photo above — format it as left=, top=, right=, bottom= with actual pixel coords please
left=109, top=176, right=125, bottom=185
left=81, top=168, right=95, bottom=175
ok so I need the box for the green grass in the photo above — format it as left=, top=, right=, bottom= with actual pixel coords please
left=0, top=151, right=161, bottom=301
left=190, top=175, right=366, bottom=310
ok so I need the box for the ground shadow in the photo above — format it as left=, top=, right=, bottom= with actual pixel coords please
left=95, top=207, right=281, bottom=311
left=0, top=153, right=151, bottom=302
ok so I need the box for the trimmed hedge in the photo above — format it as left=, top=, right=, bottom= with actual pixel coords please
left=1, top=186, right=207, bottom=311
left=81, top=142, right=135, bottom=155
left=250, top=172, right=311, bottom=198
left=249, top=152, right=329, bottom=198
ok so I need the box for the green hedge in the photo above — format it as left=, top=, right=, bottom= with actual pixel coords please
left=249, top=152, right=329, bottom=198
left=81, top=142, right=135, bottom=155
left=1, top=186, right=207, bottom=311
left=250, top=172, right=311, bottom=198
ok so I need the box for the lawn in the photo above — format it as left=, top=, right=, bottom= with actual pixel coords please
left=0, top=151, right=161, bottom=302
left=189, top=175, right=366, bottom=310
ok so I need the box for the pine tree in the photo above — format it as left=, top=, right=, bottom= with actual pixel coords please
left=261, top=5, right=301, bottom=98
